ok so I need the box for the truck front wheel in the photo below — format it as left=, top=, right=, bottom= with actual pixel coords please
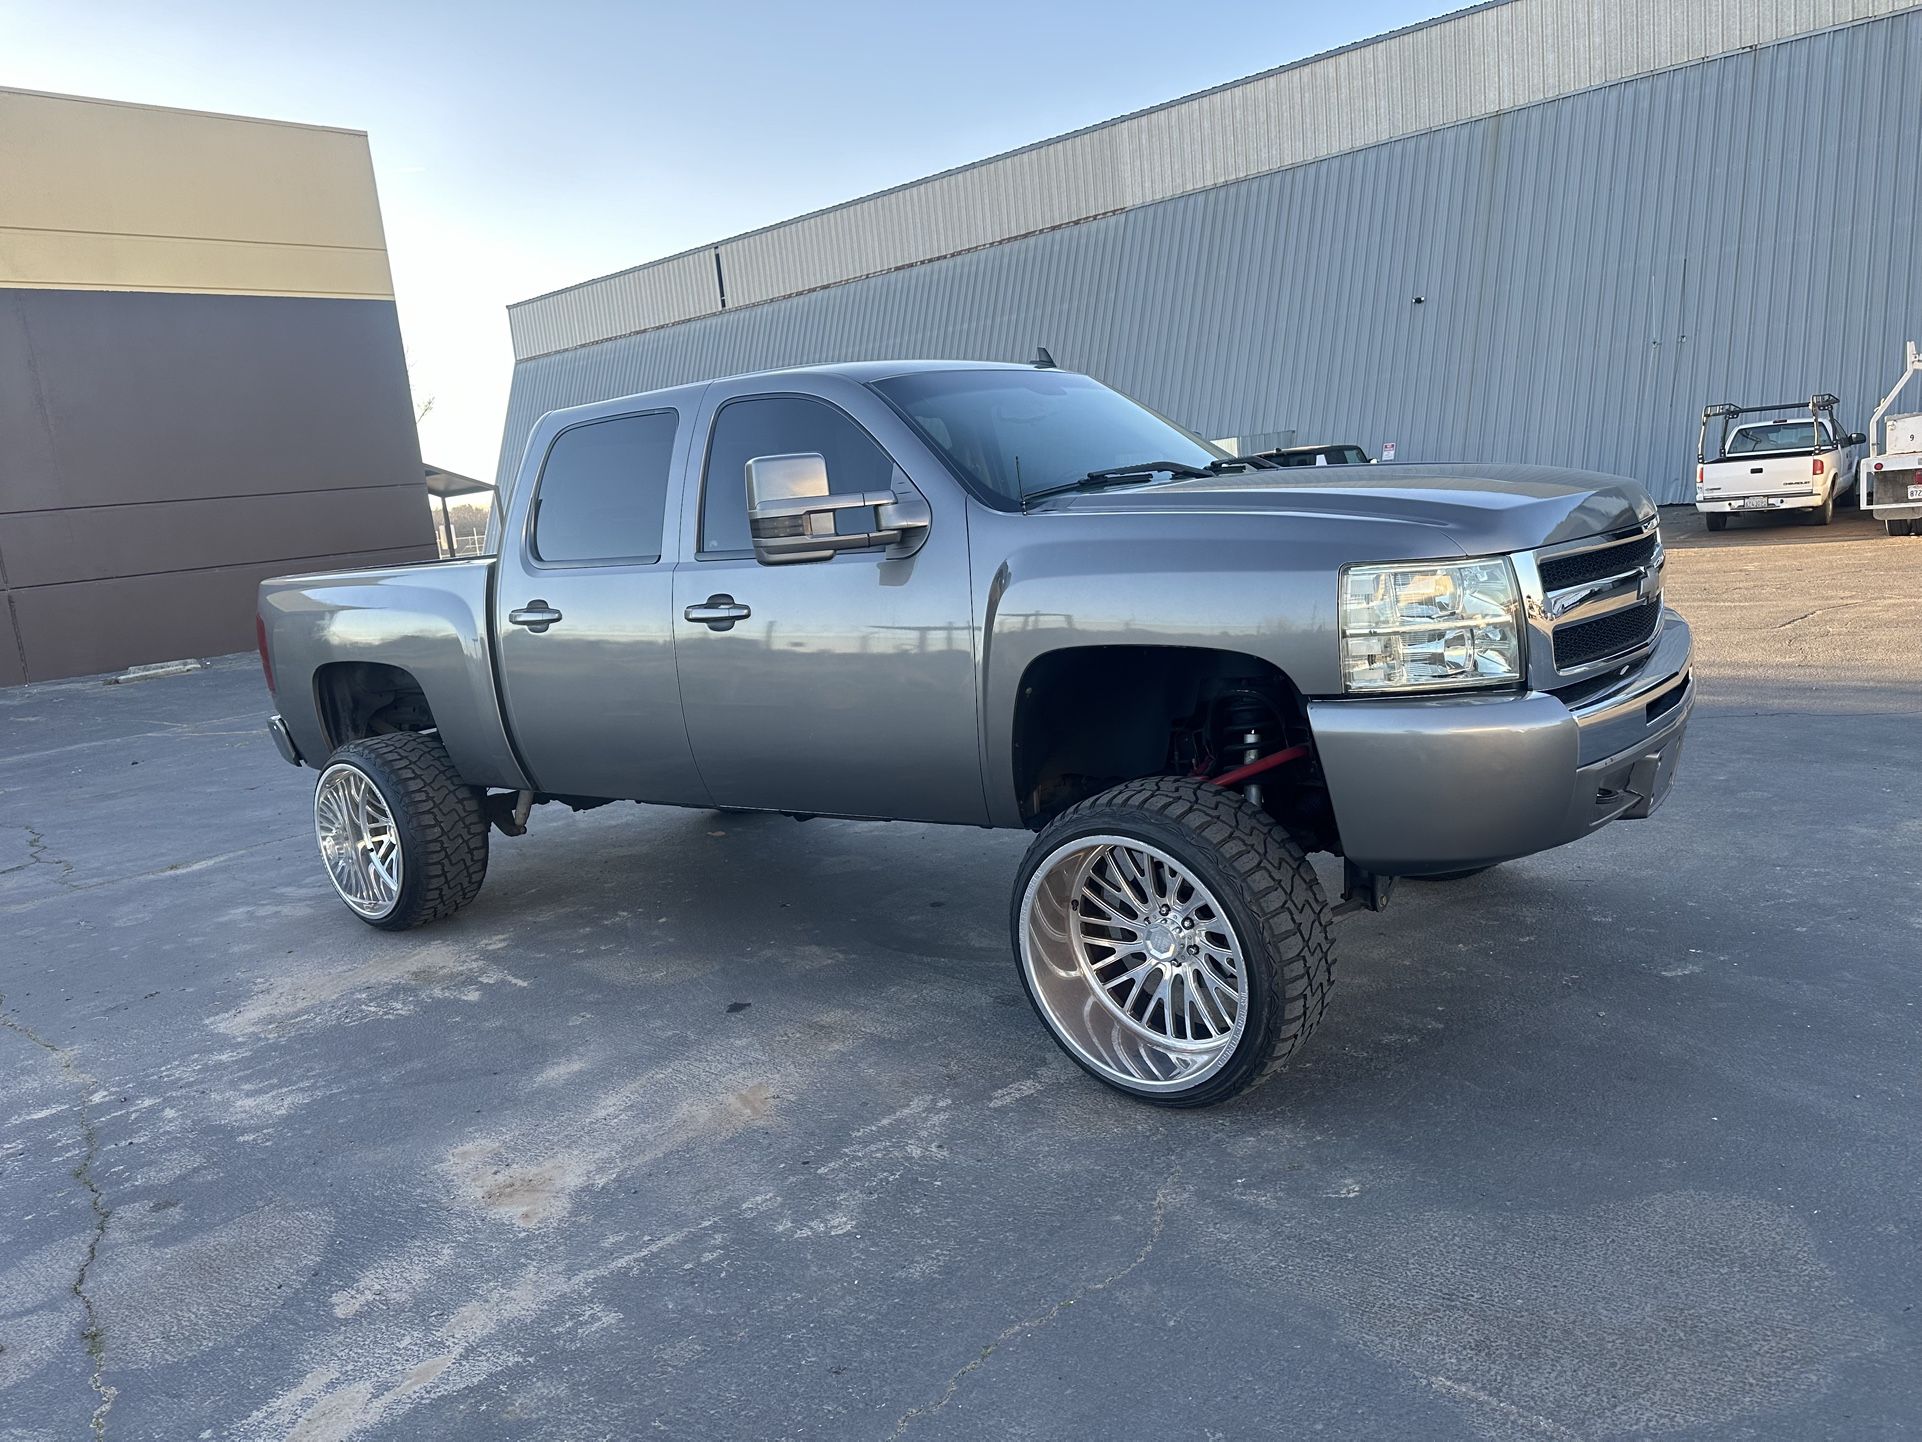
left=1012, top=777, right=1335, bottom=1107
left=312, top=732, right=488, bottom=930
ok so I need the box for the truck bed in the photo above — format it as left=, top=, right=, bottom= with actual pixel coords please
left=258, top=557, right=529, bottom=791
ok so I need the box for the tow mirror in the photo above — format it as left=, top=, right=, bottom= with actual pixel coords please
left=744, top=453, right=930, bottom=565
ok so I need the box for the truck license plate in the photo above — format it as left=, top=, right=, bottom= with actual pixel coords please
left=1908, top=483, right=1922, bottom=501
left=1737, top=496, right=1769, bottom=510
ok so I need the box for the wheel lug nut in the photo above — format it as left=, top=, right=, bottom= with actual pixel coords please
left=1188, top=943, right=1200, bottom=955
left=1182, top=917, right=1194, bottom=929
left=1159, top=904, right=1171, bottom=916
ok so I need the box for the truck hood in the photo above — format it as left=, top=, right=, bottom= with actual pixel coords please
left=1033, top=462, right=1657, bottom=554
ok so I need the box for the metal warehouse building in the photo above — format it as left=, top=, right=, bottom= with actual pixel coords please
left=498, top=0, right=1921, bottom=508
left=0, top=89, right=433, bottom=685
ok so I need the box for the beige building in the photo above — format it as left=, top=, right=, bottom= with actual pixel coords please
left=0, top=87, right=433, bottom=684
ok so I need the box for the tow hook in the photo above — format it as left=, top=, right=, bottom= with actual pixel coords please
left=1333, top=860, right=1394, bottom=920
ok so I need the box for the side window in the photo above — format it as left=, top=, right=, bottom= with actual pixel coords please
left=701, top=395, right=896, bottom=554
left=531, top=410, right=678, bottom=564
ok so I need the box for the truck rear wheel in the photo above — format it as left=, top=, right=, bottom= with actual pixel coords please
left=313, top=732, right=488, bottom=930
left=1012, top=777, right=1335, bottom=1107
left=1802, top=492, right=1834, bottom=526
left=1704, top=512, right=1728, bottom=532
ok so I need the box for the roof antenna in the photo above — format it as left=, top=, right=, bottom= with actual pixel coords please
left=1032, top=346, right=1056, bottom=369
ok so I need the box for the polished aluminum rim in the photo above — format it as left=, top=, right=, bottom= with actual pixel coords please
left=314, top=763, right=403, bottom=919
left=1019, top=835, right=1246, bottom=1093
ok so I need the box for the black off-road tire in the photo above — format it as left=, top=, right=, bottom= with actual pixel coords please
left=317, top=732, right=488, bottom=930
left=1011, top=777, right=1335, bottom=1108
left=1704, top=512, right=1728, bottom=532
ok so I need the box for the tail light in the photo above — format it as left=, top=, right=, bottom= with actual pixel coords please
left=255, top=613, right=276, bottom=696
left=1812, top=456, right=1826, bottom=476
left=1696, top=464, right=1703, bottom=483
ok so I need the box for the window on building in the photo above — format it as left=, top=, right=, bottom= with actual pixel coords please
left=531, top=411, right=678, bottom=563
left=701, top=395, right=896, bottom=554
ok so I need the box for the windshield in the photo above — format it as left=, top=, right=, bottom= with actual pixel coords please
left=1725, top=420, right=1830, bottom=456
left=869, top=369, right=1223, bottom=506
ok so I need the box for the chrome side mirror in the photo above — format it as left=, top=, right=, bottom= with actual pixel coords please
left=744, top=453, right=929, bottom=565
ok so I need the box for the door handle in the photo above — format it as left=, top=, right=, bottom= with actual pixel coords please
left=508, top=600, right=563, bottom=633
left=684, top=594, right=751, bottom=631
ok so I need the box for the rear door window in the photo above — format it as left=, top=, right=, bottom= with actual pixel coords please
left=531, top=410, right=679, bottom=564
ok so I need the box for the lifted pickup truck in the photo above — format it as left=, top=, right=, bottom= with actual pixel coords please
left=258, top=361, right=1693, bottom=1106
left=1696, top=394, right=1864, bottom=529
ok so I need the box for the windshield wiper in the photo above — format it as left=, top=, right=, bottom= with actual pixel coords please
left=1022, top=459, right=1212, bottom=506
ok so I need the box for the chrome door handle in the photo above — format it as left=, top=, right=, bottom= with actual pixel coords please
left=508, top=601, right=563, bottom=633
left=684, top=594, right=750, bottom=631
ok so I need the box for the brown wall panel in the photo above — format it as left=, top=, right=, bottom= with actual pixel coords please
left=0, top=289, right=423, bottom=514
left=10, top=550, right=429, bottom=682
left=0, top=486, right=434, bottom=589
left=0, top=295, right=61, bottom=511
left=0, top=284, right=429, bottom=683
left=0, top=595, right=25, bottom=688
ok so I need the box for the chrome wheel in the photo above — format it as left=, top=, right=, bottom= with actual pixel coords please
left=314, top=762, right=403, bottom=919
left=1019, top=834, right=1246, bottom=1093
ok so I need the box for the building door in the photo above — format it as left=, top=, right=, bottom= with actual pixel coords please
left=1641, top=256, right=1693, bottom=503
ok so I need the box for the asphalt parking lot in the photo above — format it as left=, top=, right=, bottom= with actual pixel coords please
left=2, top=505, right=1917, bottom=1441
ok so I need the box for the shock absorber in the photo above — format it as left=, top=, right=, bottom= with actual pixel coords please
left=1215, top=689, right=1277, bottom=807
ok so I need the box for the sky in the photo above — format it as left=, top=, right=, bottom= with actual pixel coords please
left=3, top=0, right=1450, bottom=482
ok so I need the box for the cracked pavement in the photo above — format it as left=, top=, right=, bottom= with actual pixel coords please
left=0, top=506, right=1916, bottom=1440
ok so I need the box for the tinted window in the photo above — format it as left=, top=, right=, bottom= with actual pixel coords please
left=870, top=369, right=1221, bottom=507
left=532, top=411, right=678, bottom=563
left=702, top=395, right=896, bottom=553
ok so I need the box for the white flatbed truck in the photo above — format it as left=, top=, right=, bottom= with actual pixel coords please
left=1858, top=341, right=1922, bottom=537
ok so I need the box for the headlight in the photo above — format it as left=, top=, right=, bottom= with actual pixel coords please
left=1339, top=558, right=1523, bottom=693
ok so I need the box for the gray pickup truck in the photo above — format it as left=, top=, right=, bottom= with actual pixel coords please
left=257, top=360, right=1692, bottom=1106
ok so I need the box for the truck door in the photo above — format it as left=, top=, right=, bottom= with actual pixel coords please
left=493, top=406, right=709, bottom=805
left=672, top=384, right=985, bottom=823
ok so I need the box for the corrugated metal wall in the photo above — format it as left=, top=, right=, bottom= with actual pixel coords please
left=497, top=9, right=1921, bottom=504
left=506, top=0, right=1909, bottom=357
left=508, top=247, right=720, bottom=359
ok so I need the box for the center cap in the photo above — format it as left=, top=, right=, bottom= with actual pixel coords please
left=1145, top=922, right=1179, bottom=960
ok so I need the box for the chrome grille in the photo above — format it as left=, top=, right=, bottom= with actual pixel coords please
left=1517, top=520, right=1665, bottom=687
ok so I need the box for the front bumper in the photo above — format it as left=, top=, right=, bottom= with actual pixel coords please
left=1307, top=612, right=1693, bottom=875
